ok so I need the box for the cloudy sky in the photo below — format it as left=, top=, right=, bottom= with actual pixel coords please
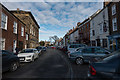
left=2, top=2, right=103, bottom=41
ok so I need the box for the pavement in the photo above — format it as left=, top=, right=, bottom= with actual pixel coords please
left=2, top=48, right=89, bottom=80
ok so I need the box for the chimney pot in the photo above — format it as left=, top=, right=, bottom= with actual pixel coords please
left=17, top=8, right=19, bottom=11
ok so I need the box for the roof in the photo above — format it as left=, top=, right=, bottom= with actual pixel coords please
left=10, top=10, right=40, bottom=28
left=0, top=3, right=26, bottom=26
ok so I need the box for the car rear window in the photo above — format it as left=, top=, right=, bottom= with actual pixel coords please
left=101, top=50, right=120, bottom=63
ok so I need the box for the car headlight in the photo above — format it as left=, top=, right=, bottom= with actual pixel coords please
left=27, top=55, right=32, bottom=58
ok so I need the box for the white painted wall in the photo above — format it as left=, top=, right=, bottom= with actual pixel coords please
left=90, top=7, right=109, bottom=48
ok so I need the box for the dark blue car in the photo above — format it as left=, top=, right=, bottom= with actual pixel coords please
left=88, top=50, right=120, bottom=80
left=1, top=50, right=20, bottom=72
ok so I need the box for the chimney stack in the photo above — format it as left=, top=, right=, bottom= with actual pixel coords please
left=17, top=8, right=19, bottom=11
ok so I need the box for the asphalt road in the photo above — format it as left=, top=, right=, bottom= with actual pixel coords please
left=2, top=48, right=89, bottom=80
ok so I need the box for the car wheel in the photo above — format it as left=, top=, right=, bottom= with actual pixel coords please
left=10, top=62, right=18, bottom=72
left=75, top=57, right=84, bottom=65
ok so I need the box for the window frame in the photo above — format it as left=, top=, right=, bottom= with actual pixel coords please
left=21, top=26, right=24, bottom=36
left=1, top=12, right=8, bottom=30
left=13, top=21, right=17, bottom=34
left=112, top=17, right=117, bottom=31
left=112, top=4, right=116, bottom=15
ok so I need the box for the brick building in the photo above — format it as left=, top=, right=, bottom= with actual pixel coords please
left=78, top=18, right=90, bottom=45
left=11, top=9, right=40, bottom=48
left=107, top=2, right=120, bottom=51
left=0, top=4, right=26, bottom=53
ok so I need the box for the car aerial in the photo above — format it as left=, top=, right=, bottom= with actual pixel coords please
left=67, top=44, right=87, bottom=55
left=1, top=50, right=20, bottom=72
left=87, top=49, right=120, bottom=80
left=69, top=46, right=111, bottom=65
left=18, top=48, right=39, bottom=62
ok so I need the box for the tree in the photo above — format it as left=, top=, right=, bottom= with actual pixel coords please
left=39, top=41, right=45, bottom=46
left=49, top=35, right=59, bottom=45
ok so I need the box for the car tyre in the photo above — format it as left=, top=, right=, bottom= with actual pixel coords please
left=75, top=57, right=84, bottom=65
left=10, top=62, right=18, bottom=72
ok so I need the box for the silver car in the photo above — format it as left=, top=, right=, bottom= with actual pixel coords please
left=69, top=46, right=111, bottom=65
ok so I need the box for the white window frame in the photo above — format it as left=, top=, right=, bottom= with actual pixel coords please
left=0, top=38, right=5, bottom=50
left=26, top=34, right=28, bottom=40
left=112, top=17, right=117, bottom=31
left=112, top=4, right=116, bottom=15
left=21, top=27, right=24, bottom=36
left=13, top=40, right=17, bottom=53
left=13, top=21, right=17, bottom=34
left=1, top=12, right=8, bottom=30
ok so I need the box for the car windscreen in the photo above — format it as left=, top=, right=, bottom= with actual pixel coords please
left=20, top=49, right=34, bottom=53
left=36, top=47, right=42, bottom=50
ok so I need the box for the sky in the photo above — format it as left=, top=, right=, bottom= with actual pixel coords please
left=2, top=2, right=103, bottom=41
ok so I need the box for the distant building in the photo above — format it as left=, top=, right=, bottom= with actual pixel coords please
left=107, top=2, right=120, bottom=51
left=44, top=41, right=51, bottom=47
left=11, top=9, right=40, bottom=48
left=0, top=4, right=26, bottom=52
left=78, top=18, right=90, bottom=45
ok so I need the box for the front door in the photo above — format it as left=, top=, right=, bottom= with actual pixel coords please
left=19, top=41, right=23, bottom=51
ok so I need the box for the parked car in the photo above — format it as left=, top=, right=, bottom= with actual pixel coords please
left=18, top=48, right=39, bottom=62
left=87, top=49, right=120, bottom=80
left=42, top=47, right=46, bottom=51
left=36, top=46, right=43, bottom=54
left=69, top=46, right=111, bottom=65
left=1, top=50, right=20, bottom=72
left=67, top=44, right=87, bottom=54
left=62, top=46, right=68, bottom=52
left=51, top=46, right=56, bottom=49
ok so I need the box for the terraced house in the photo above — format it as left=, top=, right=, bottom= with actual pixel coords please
left=11, top=9, right=40, bottom=48
left=90, top=7, right=109, bottom=49
left=107, top=2, right=120, bottom=51
left=0, top=4, right=26, bottom=52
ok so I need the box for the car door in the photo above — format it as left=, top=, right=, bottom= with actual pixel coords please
left=94, top=47, right=107, bottom=58
left=82, top=48, right=96, bottom=62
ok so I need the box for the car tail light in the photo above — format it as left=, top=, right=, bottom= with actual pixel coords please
left=90, top=65, right=96, bottom=75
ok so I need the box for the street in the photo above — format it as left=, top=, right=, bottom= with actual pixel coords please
left=2, top=48, right=89, bottom=80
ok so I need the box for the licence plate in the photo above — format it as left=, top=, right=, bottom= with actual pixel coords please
left=20, top=58, right=24, bottom=60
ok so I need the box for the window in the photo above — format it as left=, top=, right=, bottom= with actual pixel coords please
left=102, top=39, right=107, bottom=48
left=99, top=24, right=103, bottom=34
left=112, top=4, right=116, bottom=15
left=91, top=41, right=96, bottom=46
left=1, top=13, right=8, bottom=30
left=21, top=27, right=24, bottom=36
left=82, top=48, right=94, bottom=53
left=112, top=17, right=117, bottom=31
left=13, top=21, right=17, bottom=34
left=87, top=24, right=89, bottom=28
left=26, top=34, right=28, bottom=40
left=92, top=30, right=95, bottom=36
left=13, top=40, right=17, bottom=53
left=0, top=38, right=5, bottom=50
